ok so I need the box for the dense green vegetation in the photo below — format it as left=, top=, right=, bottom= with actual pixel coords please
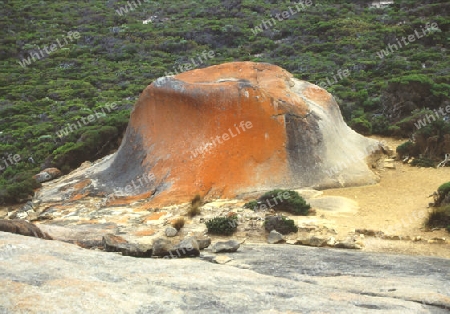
left=264, top=215, right=298, bottom=235
left=0, top=0, right=449, bottom=204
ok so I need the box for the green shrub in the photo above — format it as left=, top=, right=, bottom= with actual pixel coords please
left=264, top=216, right=298, bottom=235
left=258, top=189, right=311, bottom=216
left=349, top=117, right=372, bottom=135
left=411, top=157, right=435, bottom=168
left=396, top=141, right=413, bottom=158
left=438, top=182, right=450, bottom=196
left=205, top=216, right=238, bottom=236
left=243, top=200, right=258, bottom=210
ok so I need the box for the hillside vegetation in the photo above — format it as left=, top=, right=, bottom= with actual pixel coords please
left=0, top=0, right=449, bottom=204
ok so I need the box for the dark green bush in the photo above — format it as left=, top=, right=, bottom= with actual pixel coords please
left=258, top=189, right=311, bottom=216
left=411, top=157, right=435, bottom=168
left=243, top=200, right=258, bottom=210
left=264, top=216, right=298, bottom=235
left=205, top=216, right=238, bottom=235
left=425, top=206, right=450, bottom=232
left=396, top=141, right=414, bottom=158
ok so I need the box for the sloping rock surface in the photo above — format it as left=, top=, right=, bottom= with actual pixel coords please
left=1, top=232, right=448, bottom=313
left=36, top=62, right=380, bottom=206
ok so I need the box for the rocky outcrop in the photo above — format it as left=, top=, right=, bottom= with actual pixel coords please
left=211, top=240, right=240, bottom=253
left=1, top=232, right=449, bottom=313
left=0, top=220, right=51, bottom=240
left=33, top=168, right=62, bottom=183
left=35, top=62, right=381, bottom=206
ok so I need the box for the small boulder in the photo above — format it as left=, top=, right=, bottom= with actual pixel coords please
left=0, top=220, right=52, bottom=240
left=152, top=238, right=173, bottom=257
left=165, top=227, right=178, bottom=237
left=102, top=234, right=129, bottom=252
left=267, top=230, right=284, bottom=244
left=196, top=237, right=212, bottom=250
left=309, top=235, right=329, bottom=247
left=211, top=240, right=240, bottom=253
left=168, top=237, right=200, bottom=258
left=33, top=168, right=62, bottom=183
left=213, top=255, right=233, bottom=264
left=103, top=234, right=152, bottom=257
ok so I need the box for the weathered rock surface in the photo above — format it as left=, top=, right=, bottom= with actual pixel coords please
left=34, top=62, right=380, bottom=207
left=0, top=220, right=51, bottom=240
left=0, top=232, right=449, bottom=313
left=33, top=167, right=62, bottom=183
left=267, top=230, right=284, bottom=244
left=211, top=240, right=240, bottom=253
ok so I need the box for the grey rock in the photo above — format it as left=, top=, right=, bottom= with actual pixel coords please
left=309, top=235, right=329, bottom=247
left=0, top=220, right=52, bottom=240
left=165, top=227, right=178, bottom=237
left=168, top=237, right=200, bottom=258
left=151, top=238, right=173, bottom=257
left=196, top=237, right=211, bottom=250
left=1, top=233, right=449, bottom=313
left=103, top=234, right=152, bottom=257
left=267, top=230, right=284, bottom=244
left=211, top=240, right=240, bottom=253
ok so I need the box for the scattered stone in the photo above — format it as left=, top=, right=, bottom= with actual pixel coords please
left=355, top=228, right=380, bottom=237
left=169, top=237, right=200, bottom=258
left=413, top=236, right=422, bottom=242
left=297, top=233, right=311, bottom=246
left=152, top=238, right=174, bottom=257
left=213, top=255, right=233, bottom=264
left=211, top=240, right=240, bottom=253
left=286, top=239, right=299, bottom=245
left=165, top=227, right=178, bottom=237
left=102, top=234, right=152, bottom=257
left=428, top=237, right=446, bottom=244
left=196, top=237, right=211, bottom=250
left=0, top=220, right=52, bottom=240
left=102, top=234, right=129, bottom=252
left=309, top=235, right=329, bottom=247
left=334, top=241, right=362, bottom=250
left=383, top=159, right=396, bottom=169
left=326, top=237, right=336, bottom=247
left=33, top=168, right=62, bottom=183
left=267, top=230, right=284, bottom=244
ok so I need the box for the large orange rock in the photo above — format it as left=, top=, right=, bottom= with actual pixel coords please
left=91, top=62, right=379, bottom=205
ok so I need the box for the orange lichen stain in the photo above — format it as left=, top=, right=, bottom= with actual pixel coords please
left=73, top=179, right=92, bottom=191
left=133, top=229, right=156, bottom=236
left=133, top=202, right=154, bottom=212
left=144, top=211, right=167, bottom=222
left=127, top=62, right=303, bottom=206
left=70, top=192, right=89, bottom=201
left=117, top=216, right=130, bottom=224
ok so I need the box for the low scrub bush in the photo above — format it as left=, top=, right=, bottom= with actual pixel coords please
left=264, top=216, right=298, bottom=235
left=171, top=217, right=185, bottom=231
left=205, top=216, right=238, bottom=236
left=259, top=189, right=311, bottom=215
left=425, top=205, right=450, bottom=231
left=187, top=194, right=202, bottom=217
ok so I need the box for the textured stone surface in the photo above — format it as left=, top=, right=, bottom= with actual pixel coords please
left=0, top=232, right=449, bottom=313
left=211, top=240, right=240, bottom=253
left=267, top=230, right=284, bottom=244
left=0, top=220, right=52, bottom=240
left=35, top=62, right=380, bottom=207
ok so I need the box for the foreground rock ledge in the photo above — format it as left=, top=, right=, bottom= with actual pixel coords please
left=0, top=232, right=449, bottom=313
left=37, top=62, right=381, bottom=206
